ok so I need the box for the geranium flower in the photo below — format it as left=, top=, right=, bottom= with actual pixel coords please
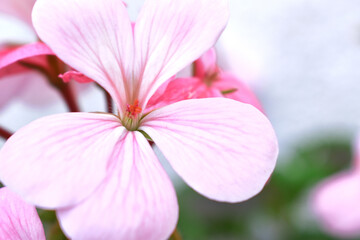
left=0, top=0, right=278, bottom=239
left=311, top=136, right=360, bottom=238
left=0, top=187, right=45, bottom=240
left=148, top=48, right=264, bottom=112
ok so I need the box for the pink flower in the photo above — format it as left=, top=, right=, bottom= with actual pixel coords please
left=0, top=42, right=55, bottom=110
left=0, top=0, right=56, bottom=108
left=311, top=137, right=360, bottom=238
left=0, top=0, right=278, bottom=239
left=0, top=43, right=78, bottom=111
left=148, top=48, right=264, bottom=112
left=0, top=187, right=45, bottom=240
left=0, top=0, right=81, bottom=111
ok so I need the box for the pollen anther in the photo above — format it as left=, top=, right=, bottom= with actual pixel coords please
left=126, top=99, right=142, bottom=118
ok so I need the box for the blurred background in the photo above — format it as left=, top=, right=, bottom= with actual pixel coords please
left=1, top=0, right=360, bottom=239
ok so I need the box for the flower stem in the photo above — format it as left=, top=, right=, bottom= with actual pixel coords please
left=18, top=57, right=81, bottom=112
left=170, top=228, right=182, bottom=240
left=104, top=89, right=113, bottom=114
left=0, top=126, right=12, bottom=140
left=59, top=84, right=80, bottom=112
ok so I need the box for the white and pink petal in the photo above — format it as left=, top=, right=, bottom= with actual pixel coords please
left=0, top=113, right=125, bottom=209
left=312, top=171, right=360, bottom=238
left=134, top=0, right=230, bottom=107
left=0, top=187, right=45, bottom=240
left=57, top=131, right=178, bottom=240
left=32, top=0, right=133, bottom=113
left=141, top=98, right=278, bottom=203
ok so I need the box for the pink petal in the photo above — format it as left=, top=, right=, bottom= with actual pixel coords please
left=32, top=0, right=133, bottom=113
left=59, top=70, right=94, bottom=84
left=0, top=0, right=36, bottom=27
left=0, top=42, right=53, bottom=81
left=0, top=72, right=29, bottom=108
left=213, top=72, right=264, bottom=112
left=312, top=171, right=360, bottom=237
left=57, top=131, right=178, bottom=240
left=0, top=67, right=64, bottom=110
left=147, top=74, right=263, bottom=113
left=134, top=0, right=229, bottom=107
left=0, top=187, right=45, bottom=240
left=0, top=113, right=126, bottom=209
left=14, top=71, right=61, bottom=108
left=194, top=48, right=218, bottom=79
left=0, top=43, right=53, bottom=69
left=146, top=77, right=204, bottom=111
left=141, top=98, right=278, bottom=202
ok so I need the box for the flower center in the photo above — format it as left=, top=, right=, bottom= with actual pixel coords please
left=126, top=99, right=142, bottom=118
left=122, top=100, right=143, bottom=131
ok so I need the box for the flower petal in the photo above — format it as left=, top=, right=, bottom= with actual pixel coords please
left=0, top=113, right=126, bottom=209
left=0, top=43, right=53, bottom=78
left=213, top=72, right=264, bottom=112
left=0, top=72, right=29, bottom=108
left=32, top=0, right=133, bottom=112
left=146, top=77, right=204, bottom=112
left=59, top=70, right=94, bottom=84
left=312, top=171, right=360, bottom=237
left=0, top=0, right=36, bottom=27
left=57, top=131, right=178, bottom=240
left=194, top=48, right=218, bottom=79
left=134, top=0, right=229, bottom=107
left=140, top=98, right=278, bottom=202
left=0, top=187, right=45, bottom=240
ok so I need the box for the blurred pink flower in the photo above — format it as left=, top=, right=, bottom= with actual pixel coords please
left=0, top=0, right=278, bottom=239
left=148, top=48, right=264, bottom=112
left=0, top=0, right=81, bottom=112
left=0, top=42, right=80, bottom=111
left=0, top=187, right=45, bottom=240
left=0, top=43, right=54, bottom=81
left=0, top=42, right=54, bottom=109
left=0, top=0, right=53, bottom=108
left=311, top=137, right=360, bottom=238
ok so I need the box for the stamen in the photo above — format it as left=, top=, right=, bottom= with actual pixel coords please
left=122, top=99, right=143, bottom=131
left=221, top=88, right=238, bottom=95
left=126, top=99, right=142, bottom=118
